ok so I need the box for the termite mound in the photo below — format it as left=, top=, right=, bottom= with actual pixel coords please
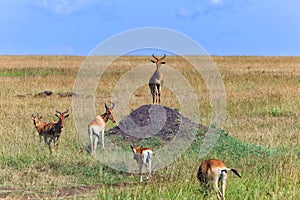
left=107, top=104, right=207, bottom=143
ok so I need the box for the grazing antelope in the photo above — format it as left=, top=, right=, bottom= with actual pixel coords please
left=31, top=113, right=47, bottom=142
left=197, top=159, right=241, bottom=200
left=88, top=102, right=116, bottom=155
left=130, top=145, right=153, bottom=182
left=149, top=54, right=166, bottom=104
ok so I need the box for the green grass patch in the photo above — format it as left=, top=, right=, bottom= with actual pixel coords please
left=249, top=106, right=294, bottom=117
left=188, top=127, right=274, bottom=159
left=0, top=153, right=46, bottom=170
left=268, top=107, right=293, bottom=117
left=0, top=68, right=66, bottom=77
left=212, top=129, right=274, bottom=158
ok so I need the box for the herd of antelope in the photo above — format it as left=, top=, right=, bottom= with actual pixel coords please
left=31, top=54, right=240, bottom=199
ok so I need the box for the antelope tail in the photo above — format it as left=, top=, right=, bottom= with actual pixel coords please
left=230, top=168, right=242, bottom=178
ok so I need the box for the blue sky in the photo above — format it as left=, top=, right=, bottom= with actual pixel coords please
left=0, top=0, right=299, bottom=56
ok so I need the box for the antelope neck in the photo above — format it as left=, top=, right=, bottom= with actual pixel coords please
left=101, top=112, right=109, bottom=122
left=156, top=65, right=161, bottom=71
left=34, top=121, right=40, bottom=128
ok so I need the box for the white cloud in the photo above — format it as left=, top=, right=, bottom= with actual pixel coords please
left=34, top=0, right=102, bottom=14
left=210, top=0, right=223, bottom=5
left=176, top=7, right=200, bottom=19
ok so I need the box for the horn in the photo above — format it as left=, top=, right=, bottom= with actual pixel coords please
left=152, top=54, right=158, bottom=60
left=56, top=109, right=68, bottom=115
left=110, top=102, right=115, bottom=109
left=105, top=103, right=109, bottom=110
left=62, top=109, right=69, bottom=115
left=161, top=53, right=166, bottom=60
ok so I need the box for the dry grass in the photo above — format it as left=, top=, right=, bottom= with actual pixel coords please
left=0, top=55, right=299, bottom=147
left=0, top=55, right=299, bottom=198
left=215, top=56, right=300, bottom=147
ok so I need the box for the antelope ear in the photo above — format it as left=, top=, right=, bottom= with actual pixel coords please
left=161, top=61, right=166, bottom=64
left=151, top=60, right=156, bottom=63
left=65, top=114, right=69, bottom=118
left=38, top=116, right=42, bottom=119
left=130, top=145, right=136, bottom=153
left=55, top=114, right=60, bottom=118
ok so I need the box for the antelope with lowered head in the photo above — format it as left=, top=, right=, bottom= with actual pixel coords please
left=149, top=54, right=166, bottom=104
left=130, top=145, right=153, bottom=182
left=88, top=102, right=116, bottom=155
left=197, top=159, right=241, bottom=200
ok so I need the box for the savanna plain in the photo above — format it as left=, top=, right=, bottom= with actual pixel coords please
left=0, top=55, right=299, bottom=199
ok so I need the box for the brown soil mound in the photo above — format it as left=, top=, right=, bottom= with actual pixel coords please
left=107, top=105, right=207, bottom=142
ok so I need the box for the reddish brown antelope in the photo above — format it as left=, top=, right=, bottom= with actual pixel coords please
left=52, top=109, right=69, bottom=145
left=197, top=159, right=241, bottom=200
left=130, top=145, right=153, bottom=182
left=31, top=113, right=47, bottom=142
left=39, top=109, right=69, bottom=154
left=88, top=102, right=116, bottom=155
left=149, top=54, right=166, bottom=104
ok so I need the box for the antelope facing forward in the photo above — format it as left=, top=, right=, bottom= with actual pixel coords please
left=31, top=110, right=69, bottom=154
left=197, top=159, right=241, bottom=200
left=149, top=54, right=166, bottom=104
left=31, top=113, right=47, bottom=142
left=52, top=109, right=69, bottom=146
left=130, top=145, right=153, bottom=182
left=88, top=102, right=116, bottom=155
left=42, top=109, right=69, bottom=153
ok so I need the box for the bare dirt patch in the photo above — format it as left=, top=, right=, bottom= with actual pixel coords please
left=0, top=183, right=133, bottom=199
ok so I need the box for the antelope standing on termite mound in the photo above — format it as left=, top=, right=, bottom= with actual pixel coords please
left=130, top=145, right=153, bottom=182
left=197, top=159, right=241, bottom=200
left=88, top=102, right=116, bottom=155
left=149, top=54, right=166, bottom=104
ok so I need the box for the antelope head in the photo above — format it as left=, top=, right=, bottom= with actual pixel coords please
left=151, top=54, right=166, bottom=69
left=104, top=102, right=116, bottom=123
left=55, top=109, right=69, bottom=128
left=32, top=113, right=42, bottom=127
left=130, top=145, right=144, bottom=162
